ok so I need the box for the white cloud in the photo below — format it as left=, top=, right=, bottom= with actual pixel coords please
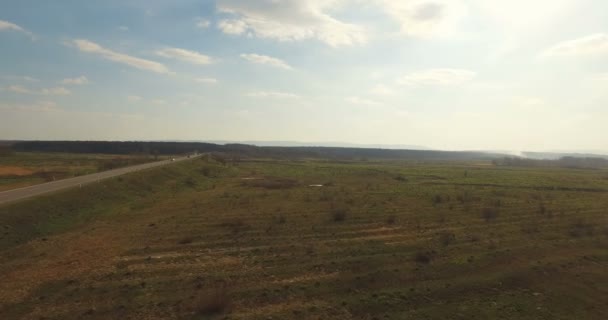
left=398, top=68, right=476, bottom=86
left=347, top=96, right=382, bottom=106
left=216, top=0, right=366, bottom=47
left=127, top=95, right=143, bottom=102
left=517, top=97, right=546, bottom=110
left=151, top=99, right=166, bottom=105
left=1, top=75, right=39, bottom=82
left=0, top=101, right=60, bottom=113
left=71, top=39, right=171, bottom=74
left=593, top=73, right=608, bottom=82
left=375, top=0, right=466, bottom=38
left=217, top=19, right=248, bottom=35
left=22, top=76, right=39, bottom=82
left=472, top=0, right=576, bottom=32
left=247, top=91, right=300, bottom=99
left=0, top=20, right=23, bottom=32
left=118, top=26, right=129, bottom=31
left=156, top=47, right=213, bottom=65
left=5, top=85, right=33, bottom=94
left=41, top=87, right=71, bottom=96
left=4, top=85, right=71, bottom=95
left=241, top=53, right=292, bottom=70
left=197, top=19, right=211, bottom=29
left=61, top=76, right=89, bottom=85
left=370, top=84, right=393, bottom=95
left=0, top=20, right=32, bottom=36
left=195, top=77, right=218, bottom=84
left=541, top=34, right=608, bottom=58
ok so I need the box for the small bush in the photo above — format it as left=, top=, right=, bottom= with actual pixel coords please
left=184, top=177, right=197, bottom=188
left=521, top=222, right=540, bottom=235
left=539, top=203, right=547, bottom=215
left=413, top=250, right=435, bottom=264
left=437, top=232, right=456, bottom=247
left=386, top=215, right=396, bottom=225
left=569, top=219, right=594, bottom=238
left=178, top=237, right=193, bottom=245
left=319, top=193, right=332, bottom=202
left=492, top=199, right=502, bottom=207
left=200, top=166, right=221, bottom=177
left=394, top=175, right=408, bottom=182
left=244, top=178, right=298, bottom=190
left=457, top=190, right=472, bottom=204
left=331, top=208, right=348, bottom=222
left=194, top=282, right=231, bottom=315
left=219, top=219, right=249, bottom=234
left=481, top=207, right=498, bottom=222
left=276, top=214, right=286, bottom=224
left=432, top=194, right=443, bottom=205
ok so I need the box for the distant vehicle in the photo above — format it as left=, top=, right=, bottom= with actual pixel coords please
left=171, top=158, right=175, bottom=161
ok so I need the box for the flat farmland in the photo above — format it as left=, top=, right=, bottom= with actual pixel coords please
left=0, top=152, right=159, bottom=191
left=1, top=157, right=607, bottom=319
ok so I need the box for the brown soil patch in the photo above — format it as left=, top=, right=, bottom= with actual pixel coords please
left=0, top=166, right=35, bottom=176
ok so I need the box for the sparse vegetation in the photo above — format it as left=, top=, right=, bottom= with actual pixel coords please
left=0, top=152, right=158, bottom=191
left=1, top=157, right=608, bottom=319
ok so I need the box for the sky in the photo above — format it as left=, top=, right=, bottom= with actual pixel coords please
left=1, top=0, right=607, bottom=152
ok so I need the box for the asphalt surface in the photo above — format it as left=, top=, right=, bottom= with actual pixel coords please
left=0, top=155, right=200, bottom=206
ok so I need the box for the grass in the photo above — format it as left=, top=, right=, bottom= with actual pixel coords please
left=0, top=152, right=160, bottom=191
left=1, top=157, right=607, bottom=319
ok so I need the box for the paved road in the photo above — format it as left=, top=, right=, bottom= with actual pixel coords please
left=0, top=155, right=200, bottom=206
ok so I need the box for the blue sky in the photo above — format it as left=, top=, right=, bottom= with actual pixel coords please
left=1, top=0, right=607, bottom=151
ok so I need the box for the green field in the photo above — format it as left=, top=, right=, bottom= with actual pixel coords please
left=0, top=152, right=160, bottom=191
left=1, top=157, right=607, bottom=319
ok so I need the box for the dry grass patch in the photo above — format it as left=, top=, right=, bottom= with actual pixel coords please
left=243, top=177, right=298, bottom=189
left=0, top=165, right=35, bottom=176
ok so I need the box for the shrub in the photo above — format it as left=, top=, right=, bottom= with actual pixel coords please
left=437, top=232, right=456, bottom=247
left=244, top=178, right=298, bottom=190
left=276, top=214, right=286, bottom=224
left=539, top=203, right=547, bottom=215
left=481, top=207, right=498, bottom=222
left=492, top=199, right=502, bottom=207
left=569, top=219, right=594, bottom=238
left=457, top=190, right=472, bottom=204
left=219, top=219, right=249, bottom=234
left=432, top=194, right=443, bottom=205
left=413, top=250, right=435, bottom=264
left=319, top=193, right=331, bottom=202
left=521, top=222, right=540, bottom=235
left=184, top=177, right=197, bottom=188
left=386, top=215, right=396, bottom=225
left=394, top=175, right=408, bottom=182
left=331, top=208, right=348, bottom=222
left=178, top=237, right=193, bottom=245
left=194, top=282, right=231, bottom=315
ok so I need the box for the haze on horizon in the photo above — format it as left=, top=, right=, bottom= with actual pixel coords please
left=1, top=0, right=607, bottom=152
